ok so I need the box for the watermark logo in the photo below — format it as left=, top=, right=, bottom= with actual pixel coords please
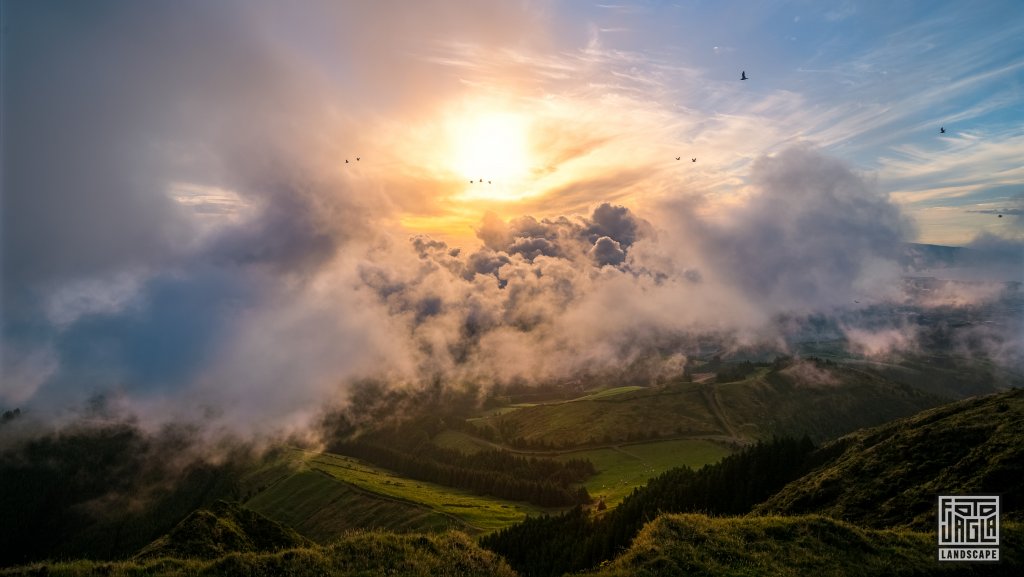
left=938, top=495, right=999, bottom=562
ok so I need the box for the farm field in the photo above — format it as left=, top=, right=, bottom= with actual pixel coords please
left=295, top=449, right=550, bottom=532
left=557, top=439, right=733, bottom=506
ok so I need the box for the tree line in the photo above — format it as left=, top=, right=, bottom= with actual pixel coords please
left=480, top=435, right=817, bottom=577
left=333, top=440, right=593, bottom=507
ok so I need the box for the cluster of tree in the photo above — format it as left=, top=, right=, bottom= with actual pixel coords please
left=480, top=436, right=817, bottom=577
left=714, top=360, right=768, bottom=383
left=1, top=408, right=21, bottom=424
left=323, top=406, right=596, bottom=507
left=0, top=422, right=253, bottom=567
left=453, top=412, right=691, bottom=451
left=334, top=440, right=593, bottom=507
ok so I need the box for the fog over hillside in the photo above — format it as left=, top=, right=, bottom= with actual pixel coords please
left=2, top=0, right=1021, bottom=438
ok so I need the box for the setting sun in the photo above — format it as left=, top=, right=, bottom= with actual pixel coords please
left=449, top=110, right=532, bottom=200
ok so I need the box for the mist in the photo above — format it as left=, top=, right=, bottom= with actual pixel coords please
left=3, top=0, right=1021, bottom=438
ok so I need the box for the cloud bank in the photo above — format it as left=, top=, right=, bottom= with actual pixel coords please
left=3, top=1, right=1020, bottom=437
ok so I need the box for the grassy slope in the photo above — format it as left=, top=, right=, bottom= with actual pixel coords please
left=475, top=382, right=723, bottom=445
left=433, top=428, right=734, bottom=508
left=134, top=500, right=311, bottom=560
left=245, top=469, right=462, bottom=542
left=558, top=439, right=733, bottom=507
left=584, top=514, right=1022, bottom=577
left=1, top=531, right=516, bottom=577
left=243, top=448, right=546, bottom=541
left=472, top=360, right=949, bottom=446
left=756, top=387, right=1024, bottom=530
left=717, top=361, right=947, bottom=441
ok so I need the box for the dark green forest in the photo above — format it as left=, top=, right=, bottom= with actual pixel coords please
left=481, top=436, right=817, bottom=576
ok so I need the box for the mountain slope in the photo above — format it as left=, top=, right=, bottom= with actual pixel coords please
left=582, top=513, right=1022, bottom=577
left=473, top=359, right=947, bottom=446
left=134, top=500, right=311, bottom=560
left=756, top=388, right=1024, bottom=529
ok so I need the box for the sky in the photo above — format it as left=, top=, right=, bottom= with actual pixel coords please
left=2, top=0, right=1022, bottom=433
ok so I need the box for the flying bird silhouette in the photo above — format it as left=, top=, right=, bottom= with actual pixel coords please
left=676, top=157, right=681, bottom=160
left=692, top=158, right=697, bottom=162
left=940, top=127, right=945, bottom=134
left=741, top=71, right=747, bottom=80
left=356, top=157, right=361, bottom=161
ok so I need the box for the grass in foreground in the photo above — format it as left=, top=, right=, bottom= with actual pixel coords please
left=584, top=514, right=1022, bottom=577
left=0, top=531, right=516, bottom=577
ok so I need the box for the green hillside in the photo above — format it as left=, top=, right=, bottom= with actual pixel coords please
left=134, top=500, right=311, bottom=560
left=582, top=513, right=1023, bottom=577
left=241, top=448, right=546, bottom=541
left=557, top=439, right=732, bottom=507
left=715, top=359, right=947, bottom=440
left=245, top=469, right=464, bottom=541
left=471, top=359, right=948, bottom=447
left=0, top=531, right=516, bottom=577
left=757, top=387, right=1024, bottom=529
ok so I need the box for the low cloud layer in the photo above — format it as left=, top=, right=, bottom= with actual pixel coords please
left=3, top=1, right=1021, bottom=437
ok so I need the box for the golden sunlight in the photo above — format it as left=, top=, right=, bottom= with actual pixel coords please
left=449, top=111, right=532, bottom=201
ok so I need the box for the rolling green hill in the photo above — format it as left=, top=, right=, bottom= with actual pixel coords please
left=470, top=359, right=948, bottom=447
left=756, top=387, right=1024, bottom=529
left=582, top=513, right=1023, bottom=577
left=240, top=448, right=547, bottom=542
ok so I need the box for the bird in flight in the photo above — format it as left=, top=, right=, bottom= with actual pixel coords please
left=691, top=158, right=697, bottom=162
left=940, top=127, right=946, bottom=134
left=356, top=157, right=361, bottom=161
left=741, top=71, right=748, bottom=80
left=676, top=157, right=681, bottom=160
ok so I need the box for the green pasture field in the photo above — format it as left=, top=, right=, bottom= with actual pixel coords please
left=431, top=429, right=495, bottom=454
left=296, top=449, right=551, bottom=532
left=556, top=438, right=733, bottom=507
left=572, top=385, right=647, bottom=401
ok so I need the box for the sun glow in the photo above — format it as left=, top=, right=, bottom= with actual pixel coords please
left=449, top=110, right=533, bottom=201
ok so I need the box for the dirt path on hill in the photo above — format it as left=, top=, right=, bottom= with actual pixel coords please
left=700, top=383, right=741, bottom=440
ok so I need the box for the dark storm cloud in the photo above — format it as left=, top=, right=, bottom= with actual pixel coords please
left=589, top=236, right=627, bottom=266
left=471, top=203, right=650, bottom=271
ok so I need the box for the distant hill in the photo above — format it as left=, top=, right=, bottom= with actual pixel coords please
left=134, top=500, right=311, bottom=560
left=472, top=359, right=948, bottom=446
left=902, top=242, right=966, bottom=270
left=581, top=513, right=1022, bottom=577
left=757, top=387, right=1024, bottom=529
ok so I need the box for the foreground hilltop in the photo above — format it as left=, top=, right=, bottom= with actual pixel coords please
left=584, top=514, right=1022, bottom=577
left=482, top=388, right=1024, bottom=576
left=757, top=387, right=1024, bottom=529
